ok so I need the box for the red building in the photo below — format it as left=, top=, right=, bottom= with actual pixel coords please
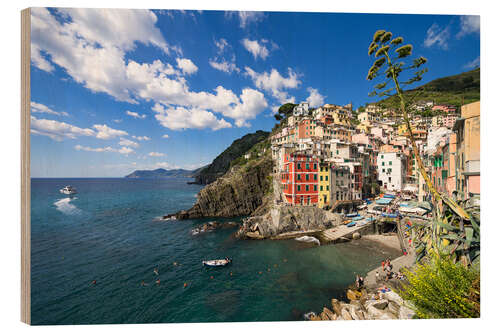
left=280, top=152, right=319, bottom=205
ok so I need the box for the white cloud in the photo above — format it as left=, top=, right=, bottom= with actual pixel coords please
left=221, top=89, right=268, bottom=127
left=245, top=66, right=300, bottom=104
left=93, top=124, right=128, bottom=139
left=162, top=134, right=169, bottom=139
left=75, top=144, right=133, bottom=155
left=132, top=135, right=151, bottom=141
left=209, top=59, right=239, bottom=74
left=242, top=39, right=269, bottom=60
left=30, top=116, right=95, bottom=141
left=148, top=152, right=165, bottom=157
left=225, top=11, right=265, bottom=28
left=113, top=119, right=123, bottom=123
left=30, top=101, right=68, bottom=116
left=464, top=56, right=480, bottom=69
left=176, top=58, right=198, bottom=75
left=457, top=16, right=480, bottom=38
left=119, top=138, right=140, bottom=148
left=126, top=110, right=146, bottom=119
left=32, top=8, right=267, bottom=129
left=306, top=88, right=326, bottom=108
left=30, top=8, right=176, bottom=103
left=214, top=38, right=229, bottom=54
left=152, top=104, right=232, bottom=131
left=424, top=23, right=450, bottom=50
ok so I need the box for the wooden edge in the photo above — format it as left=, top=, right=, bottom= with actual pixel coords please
left=21, top=7, right=31, bottom=325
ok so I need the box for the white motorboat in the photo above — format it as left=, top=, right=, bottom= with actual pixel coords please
left=60, top=185, right=77, bottom=195
left=202, top=258, right=232, bottom=267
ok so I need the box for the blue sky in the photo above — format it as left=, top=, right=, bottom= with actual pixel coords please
left=30, top=8, right=480, bottom=177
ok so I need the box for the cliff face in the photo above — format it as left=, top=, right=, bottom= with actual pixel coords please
left=193, top=130, right=270, bottom=185
left=176, top=154, right=273, bottom=219
left=236, top=206, right=342, bottom=239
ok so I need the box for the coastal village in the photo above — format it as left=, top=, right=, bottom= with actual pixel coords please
left=270, top=100, right=480, bottom=211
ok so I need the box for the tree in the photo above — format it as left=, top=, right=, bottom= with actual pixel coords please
left=278, top=103, right=297, bottom=117
left=366, top=30, right=477, bottom=265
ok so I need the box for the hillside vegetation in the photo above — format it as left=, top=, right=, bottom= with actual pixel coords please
left=376, top=68, right=480, bottom=110
left=193, top=130, right=270, bottom=185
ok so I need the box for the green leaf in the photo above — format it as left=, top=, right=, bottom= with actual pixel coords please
left=435, top=218, right=460, bottom=232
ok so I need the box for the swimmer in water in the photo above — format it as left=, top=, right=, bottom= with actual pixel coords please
left=156, top=279, right=160, bottom=285
left=91, top=280, right=97, bottom=285
left=153, top=268, right=159, bottom=275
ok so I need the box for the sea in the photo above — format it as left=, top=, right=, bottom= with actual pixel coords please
left=30, top=177, right=400, bottom=325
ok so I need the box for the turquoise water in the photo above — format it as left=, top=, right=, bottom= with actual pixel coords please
left=30, top=178, right=400, bottom=325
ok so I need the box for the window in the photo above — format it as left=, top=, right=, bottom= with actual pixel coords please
left=306, top=163, right=310, bottom=169
left=314, top=174, right=317, bottom=181
left=388, top=177, right=392, bottom=182
left=306, top=174, right=309, bottom=181
left=389, top=161, right=392, bottom=165
left=326, top=185, right=329, bottom=191
left=314, top=185, right=317, bottom=191
left=382, top=162, right=385, bottom=166
left=325, top=176, right=328, bottom=181
left=381, top=155, right=384, bottom=159
left=320, top=185, right=323, bottom=191
left=313, top=163, right=317, bottom=169
left=388, top=168, right=392, bottom=173
left=297, top=163, right=301, bottom=170
left=306, top=185, right=310, bottom=191
left=297, top=185, right=301, bottom=191
left=382, top=169, right=385, bottom=173
left=297, top=174, right=301, bottom=180
left=320, top=175, right=323, bottom=181
left=336, top=150, right=339, bottom=155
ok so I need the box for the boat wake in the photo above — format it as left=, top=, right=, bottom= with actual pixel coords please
left=54, top=197, right=82, bottom=215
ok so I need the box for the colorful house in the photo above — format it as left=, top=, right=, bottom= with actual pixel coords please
left=318, top=163, right=331, bottom=208
left=280, top=152, right=319, bottom=205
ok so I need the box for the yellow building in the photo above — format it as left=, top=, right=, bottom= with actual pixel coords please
left=318, top=163, right=331, bottom=208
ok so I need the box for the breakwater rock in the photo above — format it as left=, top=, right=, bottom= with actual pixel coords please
left=175, top=154, right=273, bottom=219
left=236, top=205, right=342, bottom=239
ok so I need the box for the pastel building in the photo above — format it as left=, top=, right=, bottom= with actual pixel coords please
left=318, top=163, right=331, bottom=208
left=377, top=151, right=407, bottom=191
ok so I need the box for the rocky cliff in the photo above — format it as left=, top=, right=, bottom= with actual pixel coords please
left=175, top=153, right=273, bottom=219
left=236, top=205, right=342, bottom=239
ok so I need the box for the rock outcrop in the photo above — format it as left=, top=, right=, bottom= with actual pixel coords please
left=175, top=154, right=273, bottom=219
left=236, top=205, right=342, bottom=239
left=307, top=287, right=415, bottom=321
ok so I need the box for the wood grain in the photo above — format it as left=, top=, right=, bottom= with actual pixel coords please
left=21, top=7, right=31, bottom=325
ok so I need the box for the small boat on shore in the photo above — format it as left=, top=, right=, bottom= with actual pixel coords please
left=202, top=258, right=232, bottom=267
left=346, top=212, right=359, bottom=218
left=60, top=185, right=77, bottom=195
left=346, top=221, right=357, bottom=227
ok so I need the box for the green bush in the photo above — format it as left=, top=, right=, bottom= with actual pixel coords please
left=398, top=254, right=480, bottom=319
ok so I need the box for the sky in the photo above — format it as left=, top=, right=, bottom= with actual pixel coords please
left=29, top=8, right=480, bottom=177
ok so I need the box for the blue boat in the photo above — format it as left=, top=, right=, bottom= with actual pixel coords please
left=381, top=212, right=399, bottom=218
left=375, top=198, right=393, bottom=205
left=352, top=216, right=364, bottom=221
left=346, top=212, right=359, bottom=218
left=383, top=194, right=396, bottom=199
left=365, top=217, right=375, bottom=222
left=346, top=221, right=357, bottom=227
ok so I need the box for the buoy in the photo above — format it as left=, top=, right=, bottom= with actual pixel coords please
left=183, top=282, right=188, bottom=288
left=229, top=272, right=233, bottom=276
left=91, top=280, right=97, bottom=285
left=210, top=276, right=214, bottom=279
left=173, top=262, right=178, bottom=266
left=258, top=271, right=262, bottom=274
left=156, top=279, right=160, bottom=285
